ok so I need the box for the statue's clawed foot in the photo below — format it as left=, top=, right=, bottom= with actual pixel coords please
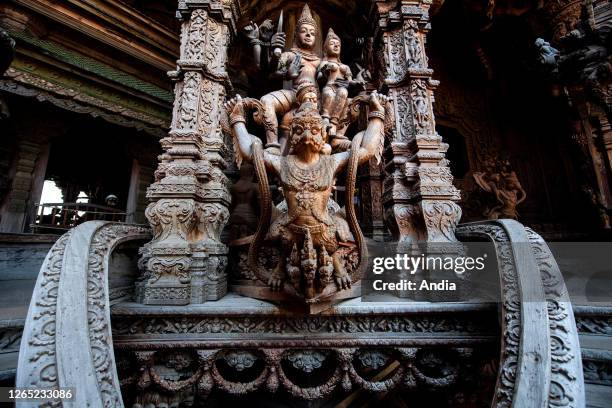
left=332, top=252, right=351, bottom=290
left=268, top=268, right=284, bottom=291
left=334, top=270, right=351, bottom=290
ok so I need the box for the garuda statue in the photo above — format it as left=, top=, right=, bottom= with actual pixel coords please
left=225, top=4, right=389, bottom=306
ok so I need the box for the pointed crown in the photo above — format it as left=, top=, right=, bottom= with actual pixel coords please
left=296, top=4, right=317, bottom=29
left=293, top=100, right=322, bottom=126
left=324, top=28, right=340, bottom=48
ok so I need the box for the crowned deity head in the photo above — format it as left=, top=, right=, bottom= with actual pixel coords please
left=294, top=4, right=317, bottom=50
left=296, top=81, right=318, bottom=104
left=323, top=28, right=341, bottom=59
left=289, top=101, right=327, bottom=154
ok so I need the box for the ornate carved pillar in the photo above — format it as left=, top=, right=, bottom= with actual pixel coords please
left=375, top=0, right=461, bottom=252
left=137, top=0, right=239, bottom=305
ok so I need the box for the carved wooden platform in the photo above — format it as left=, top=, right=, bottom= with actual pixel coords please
left=15, top=220, right=586, bottom=407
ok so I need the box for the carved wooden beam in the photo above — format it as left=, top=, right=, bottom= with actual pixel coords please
left=13, top=0, right=177, bottom=70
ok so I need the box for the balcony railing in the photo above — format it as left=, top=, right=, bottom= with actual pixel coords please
left=31, top=202, right=126, bottom=233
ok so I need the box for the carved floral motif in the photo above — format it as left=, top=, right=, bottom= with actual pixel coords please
left=287, top=350, right=327, bottom=373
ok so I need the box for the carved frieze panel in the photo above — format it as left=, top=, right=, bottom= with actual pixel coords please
left=388, top=29, right=407, bottom=82
left=410, top=78, right=433, bottom=135
left=389, top=87, right=414, bottom=143
left=184, top=9, right=209, bottom=62
left=117, top=346, right=496, bottom=405
left=403, top=19, right=424, bottom=68
left=176, top=71, right=202, bottom=131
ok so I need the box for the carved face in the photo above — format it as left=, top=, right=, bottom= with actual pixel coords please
left=297, top=23, right=316, bottom=48
left=302, top=91, right=318, bottom=103
left=291, top=120, right=325, bottom=153
left=325, top=37, right=341, bottom=57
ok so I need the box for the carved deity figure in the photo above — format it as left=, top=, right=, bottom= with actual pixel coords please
left=318, top=28, right=359, bottom=140
left=473, top=158, right=526, bottom=220
left=404, top=20, right=423, bottom=67
left=279, top=82, right=331, bottom=155
left=256, top=5, right=322, bottom=152
left=225, top=91, right=388, bottom=302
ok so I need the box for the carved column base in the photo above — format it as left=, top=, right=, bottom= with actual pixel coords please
left=190, top=242, right=228, bottom=303
left=136, top=281, right=191, bottom=305
left=384, top=203, right=421, bottom=254
left=419, top=200, right=463, bottom=248
left=136, top=243, right=193, bottom=305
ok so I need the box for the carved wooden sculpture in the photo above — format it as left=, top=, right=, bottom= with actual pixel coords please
left=257, top=4, right=322, bottom=152
left=225, top=90, right=388, bottom=306
left=15, top=2, right=588, bottom=407
left=473, top=157, right=526, bottom=220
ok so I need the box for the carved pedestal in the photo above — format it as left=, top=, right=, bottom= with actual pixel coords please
left=375, top=1, right=461, bottom=253
left=15, top=219, right=586, bottom=407
left=137, top=1, right=239, bottom=305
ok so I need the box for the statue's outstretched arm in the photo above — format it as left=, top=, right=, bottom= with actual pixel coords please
left=358, top=92, right=388, bottom=164
left=334, top=92, right=388, bottom=173
left=243, top=21, right=263, bottom=69
left=224, top=95, right=280, bottom=173
left=225, top=96, right=255, bottom=161
left=243, top=19, right=278, bottom=70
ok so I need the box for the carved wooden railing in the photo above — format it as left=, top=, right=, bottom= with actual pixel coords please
left=16, top=220, right=585, bottom=407
left=31, top=202, right=126, bottom=233
left=456, top=220, right=585, bottom=408
left=16, top=221, right=150, bottom=407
